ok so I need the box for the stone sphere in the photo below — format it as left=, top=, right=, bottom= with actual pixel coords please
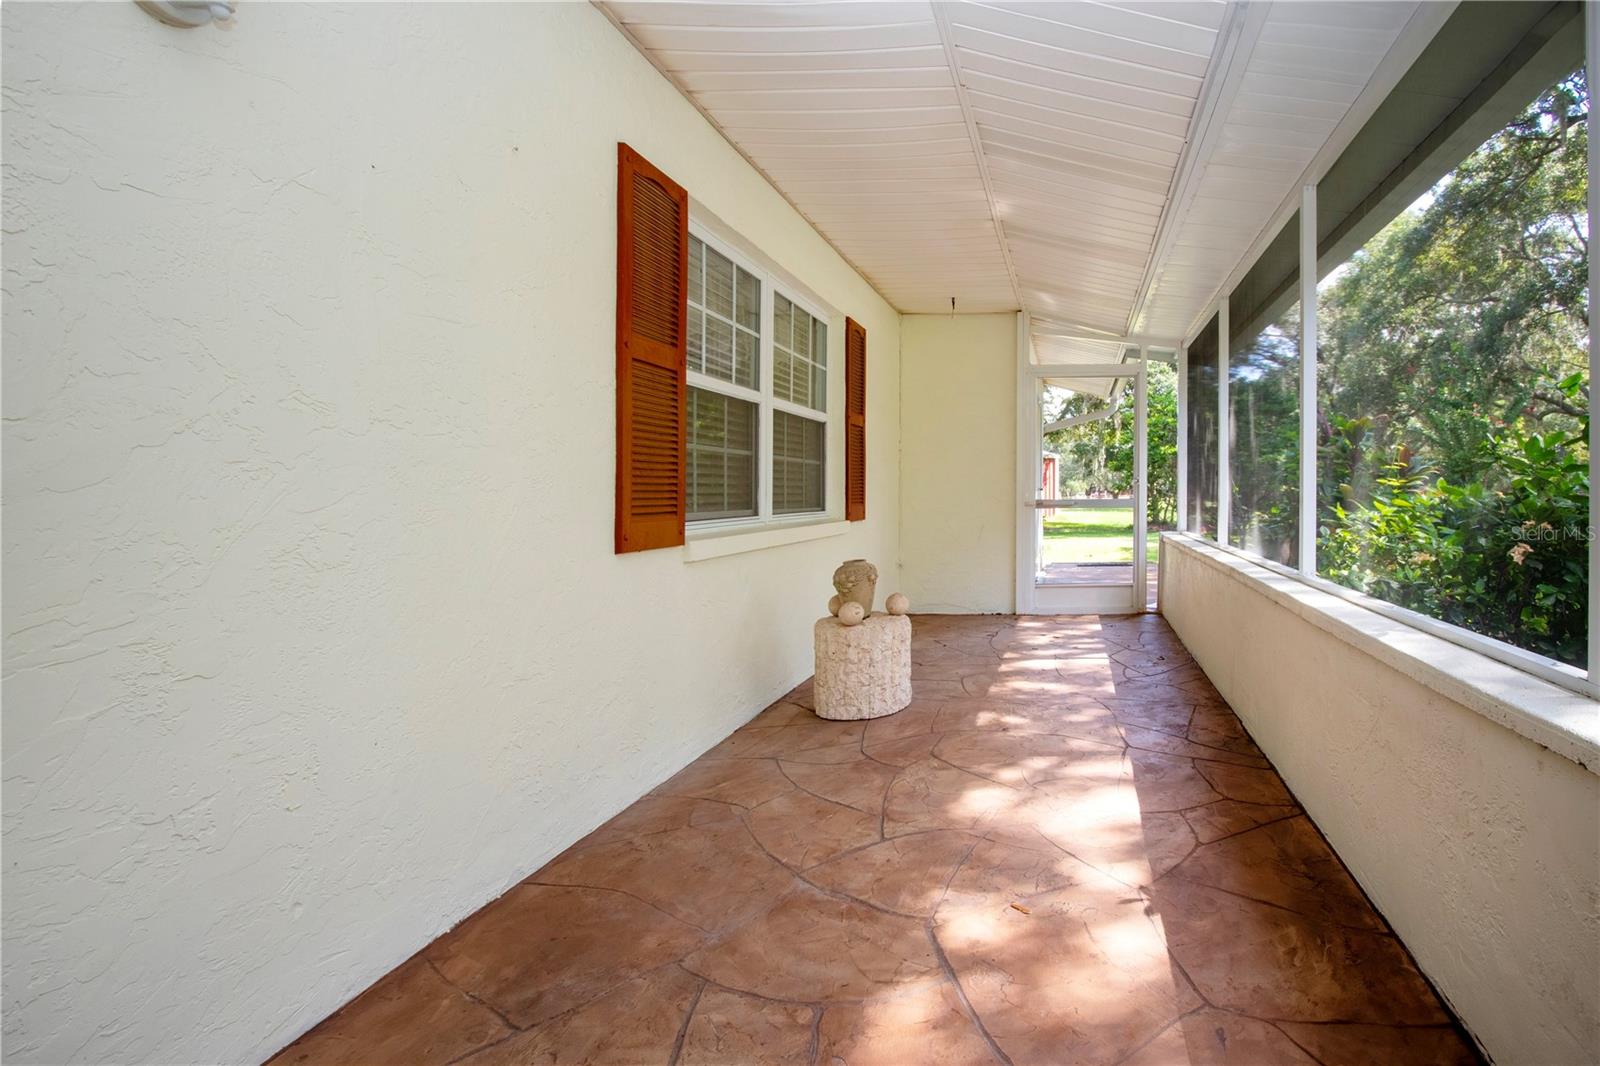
left=886, top=592, right=910, bottom=616
left=827, top=594, right=842, bottom=617
left=838, top=601, right=866, bottom=626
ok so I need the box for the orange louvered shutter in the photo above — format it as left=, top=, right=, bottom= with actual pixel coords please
left=845, top=317, right=866, bottom=522
left=615, top=144, right=688, bottom=553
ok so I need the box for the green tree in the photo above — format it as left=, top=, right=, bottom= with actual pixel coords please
left=1230, top=308, right=1301, bottom=564
left=1041, top=361, right=1178, bottom=527
left=1146, top=362, right=1179, bottom=528
left=1315, top=67, right=1589, bottom=664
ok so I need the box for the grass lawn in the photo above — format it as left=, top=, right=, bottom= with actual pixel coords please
left=1041, top=504, right=1159, bottom=566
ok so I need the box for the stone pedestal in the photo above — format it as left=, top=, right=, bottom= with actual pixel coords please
left=813, top=613, right=912, bottom=721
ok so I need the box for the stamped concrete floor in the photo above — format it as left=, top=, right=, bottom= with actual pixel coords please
left=270, top=614, right=1479, bottom=1066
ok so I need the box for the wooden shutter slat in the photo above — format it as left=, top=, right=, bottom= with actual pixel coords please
left=616, top=144, right=689, bottom=553
left=845, top=317, right=867, bottom=522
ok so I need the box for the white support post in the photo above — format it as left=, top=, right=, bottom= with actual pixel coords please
left=1588, top=3, right=1598, bottom=691
left=1299, top=184, right=1318, bottom=577
left=1176, top=345, right=1188, bottom=533
left=1135, top=349, right=1149, bottom=611
left=1216, top=299, right=1231, bottom=544
left=1014, top=311, right=1036, bottom=615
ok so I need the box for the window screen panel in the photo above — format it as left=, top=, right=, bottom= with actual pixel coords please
left=687, top=238, right=704, bottom=376
left=705, top=245, right=733, bottom=319
left=704, top=315, right=734, bottom=382
left=688, top=387, right=757, bottom=520
left=1226, top=213, right=1301, bottom=566
left=772, top=410, right=824, bottom=514
left=1185, top=315, right=1220, bottom=539
left=1314, top=61, right=1589, bottom=667
left=736, top=266, right=759, bottom=331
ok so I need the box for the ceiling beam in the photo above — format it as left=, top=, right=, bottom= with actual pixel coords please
left=1034, top=332, right=1180, bottom=350
left=1126, top=0, right=1266, bottom=338
left=1030, top=316, right=1183, bottom=349
left=931, top=1, right=1023, bottom=313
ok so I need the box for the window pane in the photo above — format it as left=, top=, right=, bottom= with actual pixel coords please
left=774, top=294, right=826, bottom=413
left=789, top=353, right=812, bottom=408
left=1224, top=207, right=1301, bottom=560
left=773, top=350, right=791, bottom=401
left=703, top=316, right=734, bottom=383
left=687, top=307, right=704, bottom=375
left=775, top=295, right=793, bottom=351
left=773, top=410, right=824, bottom=514
left=735, top=329, right=757, bottom=390
left=705, top=245, right=734, bottom=319
left=1147, top=359, right=1180, bottom=532
left=688, top=387, right=757, bottom=520
left=812, top=318, right=828, bottom=407
left=773, top=357, right=792, bottom=405
left=1185, top=315, right=1220, bottom=538
left=792, top=309, right=811, bottom=360
left=736, top=267, right=760, bottom=332
left=690, top=235, right=760, bottom=391
left=1229, top=295, right=1300, bottom=567
left=688, top=237, right=703, bottom=308
left=1316, top=67, right=1589, bottom=667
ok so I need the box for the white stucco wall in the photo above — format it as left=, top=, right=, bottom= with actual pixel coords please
left=1160, top=536, right=1600, bottom=1066
left=898, top=313, right=1016, bottom=614
left=1, top=4, right=901, bottom=1063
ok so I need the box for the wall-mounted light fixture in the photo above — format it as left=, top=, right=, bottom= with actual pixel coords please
left=136, top=0, right=235, bottom=28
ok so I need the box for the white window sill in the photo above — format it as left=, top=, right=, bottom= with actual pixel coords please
left=684, top=518, right=849, bottom=562
left=1162, top=533, right=1600, bottom=774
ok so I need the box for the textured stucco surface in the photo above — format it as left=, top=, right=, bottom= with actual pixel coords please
left=898, top=314, right=1017, bottom=614
left=1160, top=537, right=1600, bottom=1066
left=811, top=613, right=911, bottom=720
left=0, top=4, right=901, bottom=1063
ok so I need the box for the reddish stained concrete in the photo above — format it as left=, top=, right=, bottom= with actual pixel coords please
left=269, top=614, right=1480, bottom=1066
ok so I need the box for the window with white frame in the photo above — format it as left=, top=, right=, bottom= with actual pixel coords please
left=686, top=229, right=829, bottom=525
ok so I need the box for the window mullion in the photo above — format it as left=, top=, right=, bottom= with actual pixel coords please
left=687, top=371, right=760, bottom=405
left=772, top=397, right=825, bottom=421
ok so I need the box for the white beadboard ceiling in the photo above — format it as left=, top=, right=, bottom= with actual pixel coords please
left=600, top=0, right=1421, bottom=361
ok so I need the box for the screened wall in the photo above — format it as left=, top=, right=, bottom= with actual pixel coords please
left=1229, top=217, right=1301, bottom=568
left=1181, top=0, right=1592, bottom=682
left=1185, top=315, right=1219, bottom=539
left=1316, top=61, right=1588, bottom=668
